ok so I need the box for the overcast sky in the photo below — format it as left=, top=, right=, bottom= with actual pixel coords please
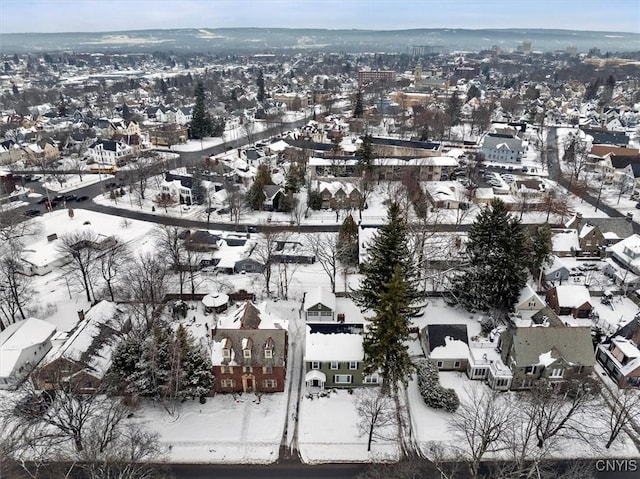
left=1, top=0, right=638, bottom=34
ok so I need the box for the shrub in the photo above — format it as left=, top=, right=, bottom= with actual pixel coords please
left=414, top=358, right=460, bottom=412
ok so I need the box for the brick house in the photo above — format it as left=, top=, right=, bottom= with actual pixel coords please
left=545, top=285, right=593, bottom=318
left=35, top=301, right=121, bottom=394
left=211, top=301, right=287, bottom=394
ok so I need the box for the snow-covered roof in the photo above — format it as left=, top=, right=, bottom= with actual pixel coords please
left=0, top=318, right=56, bottom=377
left=552, top=229, right=580, bottom=253
left=41, top=300, right=120, bottom=376
left=202, top=293, right=229, bottom=308
left=304, top=328, right=364, bottom=362
left=304, top=287, right=336, bottom=312
left=554, top=285, right=592, bottom=308
left=429, top=336, right=469, bottom=360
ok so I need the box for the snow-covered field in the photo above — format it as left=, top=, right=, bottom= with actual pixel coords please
left=138, top=392, right=287, bottom=464
left=298, top=389, right=400, bottom=464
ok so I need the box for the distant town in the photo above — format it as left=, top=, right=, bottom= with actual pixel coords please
left=1, top=29, right=640, bottom=479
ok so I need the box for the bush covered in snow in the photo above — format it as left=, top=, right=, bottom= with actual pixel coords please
left=415, top=358, right=460, bottom=412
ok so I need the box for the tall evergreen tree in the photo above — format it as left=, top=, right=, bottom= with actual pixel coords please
left=446, top=92, right=461, bottom=129
left=453, top=199, right=528, bottom=313
left=190, top=168, right=205, bottom=205
left=247, top=163, right=273, bottom=210
left=256, top=70, right=265, bottom=103
left=356, top=202, right=420, bottom=312
left=191, top=81, right=211, bottom=139
left=527, top=224, right=553, bottom=290
left=337, top=214, right=359, bottom=267
left=363, top=264, right=415, bottom=393
left=353, top=89, right=364, bottom=118
left=355, top=134, right=374, bottom=170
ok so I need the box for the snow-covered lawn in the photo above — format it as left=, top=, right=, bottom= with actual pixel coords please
left=41, top=173, right=108, bottom=193
left=137, top=392, right=287, bottom=464
left=298, top=389, right=400, bottom=464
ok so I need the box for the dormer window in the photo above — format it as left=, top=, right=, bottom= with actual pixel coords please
left=265, top=348, right=273, bottom=359
left=264, top=337, right=274, bottom=359
left=243, top=349, right=251, bottom=359
left=242, top=337, right=253, bottom=359
left=222, top=338, right=232, bottom=359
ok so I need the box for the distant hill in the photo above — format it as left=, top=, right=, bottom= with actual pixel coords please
left=0, top=27, right=638, bottom=54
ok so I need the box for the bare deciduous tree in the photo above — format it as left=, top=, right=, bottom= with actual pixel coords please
left=0, top=241, right=33, bottom=329
left=58, top=230, right=102, bottom=303
left=98, top=238, right=131, bottom=302
left=604, top=386, right=640, bottom=449
left=449, top=386, right=512, bottom=479
left=154, top=225, right=186, bottom=297
left=356, top=388, right=397, bottom=452
left=253, top=228, right=288, bottom=296
left=127, top=252, right=167, bottom=330
left=305, top=233, right=339, bottom=293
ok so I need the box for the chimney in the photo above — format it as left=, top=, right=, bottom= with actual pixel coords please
left=576, top=212, right=583, bottom=220
left=626, top=212, right=633, bottom=222
left=77, top=310, right=85, bottom=322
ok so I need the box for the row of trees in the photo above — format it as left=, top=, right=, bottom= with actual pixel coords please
left=109, top=323, right=213, bottom=414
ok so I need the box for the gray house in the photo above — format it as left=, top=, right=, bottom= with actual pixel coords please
left=543, top=255, right=571, bottom=285
left=421, top=324, right=469, bottom=371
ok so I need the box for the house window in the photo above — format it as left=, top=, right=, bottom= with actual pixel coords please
left=528, top=300, right=537, bottom=307
left=334, top=374, right=352, bottom=384
left=222, top=349, right=231, bottom=359
left=263, top=379, right=277, bottom=388
left=243, top=366, right=253, bottom=373
left=550, top=368, right=564, bottom=378
left=221, top=379, right=235, bottom=388
left=330, top=361, right=339, bottom=370
left=524, top=366, right=537, bottom=375
left=263, top=366, right=273, bottom=374
left=454, top=361, right=461, bottom=369
left=243, top=349, right=251, bottom=359
left=348, top=361, right=358, bottom=370
left=264, top=349, right=273, bottom=359
left=320, top=311, right=333, bottom=317
left=311, top=361, right=320, bottom=370
left=436, top=361, right=444, bottom=368
left=496, top=378, right=509, bottom=388
left=221, top=366, right=233, bottom=374
left=307, top=311, right=319, bottom=317
left=364, top=374, right=379, bottom=384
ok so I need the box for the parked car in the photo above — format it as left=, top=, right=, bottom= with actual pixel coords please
left=64, top=194, right=77, bottom=202
left=635, top=202, right=640, bottom=209
left=37, top=197, right=47, bottom=204
left=23, top=209, right=41, bottom=217
left=76, top=195, right=89, bottom=202
left=53, top=194, right=65, bottom=202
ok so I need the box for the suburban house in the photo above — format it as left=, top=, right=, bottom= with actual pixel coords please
left=274, top=240, right=315, bottom=264
left=605, top=234, right=640, bottom=289
left=316, top=180, right=363, bottom=210
left=479, top=132, right=525, bottom=164
left=498, top=322, right=595, bottom=390
left=421, top=324, right=469, bottom=371
left=20, top=234, right=72, bottom=276
left=303, top=287, right=379, bottom=389
left=565, top=213, right=634, bottom=256
left=596, top=317, right=640, bottom=388
left=543, top=255, right=571, bottom=285
left=35, top=301, right=122, bottom=394
left=149, top=124, right=189, bottom=146
left=545, top=285, right=593, bottom=318
left=87, top=138, right=133, bottom=166
left=424, top=182, right=469, bottom=209
left=261, top=185, right=286, bottom=211
left=211, top=301, right=287, bottom=394
left=0, top=318, right=56, bottom=390
left=551, top=229, right=581, bottom=257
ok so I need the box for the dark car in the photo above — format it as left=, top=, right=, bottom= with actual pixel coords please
left=635, top=202, right=640, bottom=209
left=105, top=182, right=118, bottom=189
left=53, top=194, right=65, bottom=202
left=76, top=195, right=89, bottom=202
left=37, top=197, right=47, bottom=204
left=23, top=209, right=41, bottom=217
left=64, top=194, right=77, bottom=202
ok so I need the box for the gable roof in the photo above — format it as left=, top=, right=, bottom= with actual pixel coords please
left=0, top=318, right=56, bottom=377
left=508, top=326, right=595, bottom=367
left=304, top=287, right=337, bottom=312
left=572, top=217, right=634, bottom=242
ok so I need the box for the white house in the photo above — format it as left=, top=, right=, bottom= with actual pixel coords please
left=0, top=318, right=56, bottom=389
left=87, top=139, right=133, bottom=166
left=480, top=132, right=525, bottom=164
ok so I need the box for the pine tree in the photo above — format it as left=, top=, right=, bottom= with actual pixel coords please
left=139, top=326, right=173, bottom=398
left=337, top=214, right=359, bottom=267
left=191, top=81, right=211, bottom=139
left=453, top=199, right=528, bottom=313
left=353, top=89, right=364, bottom=118
left=364, top=264, right=415, bottom=392
left=247, top=163, right=273, bottom=210
left=121, top=102, right=131, bottom=121
left=527, top=224, right=553, bottom=289
left=108, top=335, right=145, bottom=394
left=446, top=92, right=461, bottom=128
left=356, top=202, right=420, bottom=313
left=179, top=326, right=213, bottom=401
left=256, top=70, right=265, bottom=103
left=355, top=134, right=374, bottom=170
left=190, top=168, right=205, bottom=205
